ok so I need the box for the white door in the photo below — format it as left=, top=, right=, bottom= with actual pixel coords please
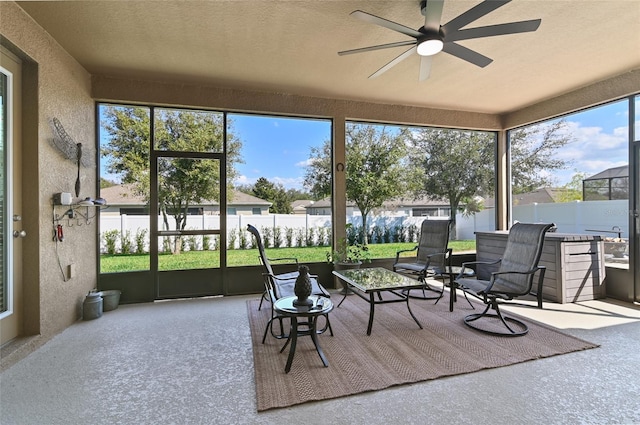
left=0, top=48, right=24, bottom=345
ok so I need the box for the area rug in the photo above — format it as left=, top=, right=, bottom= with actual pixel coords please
left=247, top=294, right=598, bottom=412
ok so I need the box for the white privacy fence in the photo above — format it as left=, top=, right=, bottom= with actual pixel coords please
left=99, top=213, right=435, bottom=252
left=456, top=200, right=630, bottom=239
left=100, top=200, right=631, bottom=253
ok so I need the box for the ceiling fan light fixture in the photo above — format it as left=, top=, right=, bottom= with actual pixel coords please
left=341, top=1, right=541, bottom=80
left=417, top=38, right=443, bottom=56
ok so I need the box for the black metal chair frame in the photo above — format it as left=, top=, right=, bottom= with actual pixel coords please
left=246, top=224, right=331, bottom=343
left=454, top=222, right=554, bottom=337
left=246, top=224, right=330, bottom=308
left=393, top=219, right=458, bottom=303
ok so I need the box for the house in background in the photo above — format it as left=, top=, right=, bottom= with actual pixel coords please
left=483, top=187, right=570, bottom=208
left=305, top=196, right=452, bottom=217
left=291, top=200, right=315, bottom=215
left=583, top=165, right=629, bottom=201
left=99, top=184, right=272, bottom=216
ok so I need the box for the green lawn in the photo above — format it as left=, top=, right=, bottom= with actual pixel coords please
left=100, top=240, right=476, bottom=273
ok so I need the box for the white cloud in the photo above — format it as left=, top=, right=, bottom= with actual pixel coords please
left=234, top=174, right=304, bottom=190
left=553, top=120, right=629, bottom=181
left=234, top=175, right=257, bottom=186
left=272, top=176, right=304, bottom=190
left=295, top=158, right=315, bottom=168
left=613, top=126, right=628, bottom=138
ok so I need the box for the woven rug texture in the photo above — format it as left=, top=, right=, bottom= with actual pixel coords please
left=248, top=294, right=598, bottom=411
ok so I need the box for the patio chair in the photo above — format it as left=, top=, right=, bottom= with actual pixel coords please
left=246, top=224, right=331, bottom=342
left=454, top=222, right=554, bottom=336
left=393, top=219, right=454, bottom=302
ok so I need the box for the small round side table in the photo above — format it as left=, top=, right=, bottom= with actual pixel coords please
left=273, top=295, right=333, bottom=373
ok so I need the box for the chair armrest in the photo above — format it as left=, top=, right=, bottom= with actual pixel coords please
left=483, top=265, right=544, bottom=294
left=490, top=266, right=541, bottom=279
left=422, top=250, right=449, bottom=268
left=425, top=250, right=449, bottom=260
left=267, top=272, right=331, bottom=298
left=267, top=257, right=299, bottom=265
left=270, top=272, right=298, bottom=282
left=457, top=259, right=501, bottom=279
left=394, top=246, right=418, bottom=263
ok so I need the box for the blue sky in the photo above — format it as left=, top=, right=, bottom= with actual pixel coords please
left=549, top=98, right=629, bottom=185
left=229, top=114, right=331, bottom=190
left=231, top=100, right=630, bottom=191
left=100, top=99, right=632, bottom=190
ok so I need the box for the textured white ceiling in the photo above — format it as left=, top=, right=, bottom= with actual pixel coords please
left=17, top=0, right=640, bottom=114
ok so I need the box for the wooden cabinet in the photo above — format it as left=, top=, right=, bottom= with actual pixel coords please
left=475, top=231, right=606, bottom=303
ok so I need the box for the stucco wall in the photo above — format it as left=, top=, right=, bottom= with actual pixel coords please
left=502, top=69, right=640, bottom=129
left=1, top=2, right=95, bottom=351
left=91, top=75, right=503, bottom=131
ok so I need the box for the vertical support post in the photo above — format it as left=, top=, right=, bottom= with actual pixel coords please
left=333, top=116, right=347, bottom=249
left=496, top=130, right=509, bottom=230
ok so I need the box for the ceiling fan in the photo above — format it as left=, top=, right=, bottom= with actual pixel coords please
left=338, top=0, right=541, bottom=81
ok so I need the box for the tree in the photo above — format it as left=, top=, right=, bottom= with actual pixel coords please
left=100, top=177, right=117, bottom=189
left=408, top=120, right=573, bottom=239
left=304, top=123, right=410, bottom=244
left=557, top=170, right=588, bottom=202
left=407, top=129, right=495, bottom=239
left=286, top=188, right=313, bottom=201
left=509, top=119, right=574, bottom=194
left=101, top=106, right=243, bottom=253
left=252, top=177, right=292, bottom=214
left=304, top=140, right=332, bottom=200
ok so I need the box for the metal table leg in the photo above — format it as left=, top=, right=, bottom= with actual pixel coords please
left=366, top=292, right=376, bottom=335
left=283, top=316, right=298, bottom=373
left=309, top=316, right=329, bottom=367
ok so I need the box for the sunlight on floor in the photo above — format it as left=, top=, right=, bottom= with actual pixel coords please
left=424, top=278, right=640, bottom=331
left=499, top=297, right=640, bottom=330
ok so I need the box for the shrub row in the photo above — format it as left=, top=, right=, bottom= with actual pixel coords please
left=101, top=224, right=420, bottom=255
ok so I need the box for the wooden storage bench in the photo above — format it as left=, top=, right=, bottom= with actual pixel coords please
left=475, top=231, right=606, bottom=303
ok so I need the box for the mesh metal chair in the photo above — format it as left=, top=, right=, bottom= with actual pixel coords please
left=393, top=219, right=453, bottom=302
left=246, top=224, right=331, bottom=342
left=454, top=222, right=554, bottom=336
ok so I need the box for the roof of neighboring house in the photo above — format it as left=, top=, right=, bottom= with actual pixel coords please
left=584, top=165, right=629, bottom=181
left=228, top=191, right=272, bottom=206
left=307, top=196, right=450, bottom=209
left=100, top=184, right=141, bottom=205
left=483, top=188, right=568, bottom=208
left=100, top=184, right=271, bottom=207
left=291, top=200, right=314, bottom=213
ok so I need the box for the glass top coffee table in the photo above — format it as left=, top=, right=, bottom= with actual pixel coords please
left=332, top=267, right=424, bottom=335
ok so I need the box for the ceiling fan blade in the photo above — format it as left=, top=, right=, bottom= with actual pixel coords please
left=351, top=10, right=422, bottom=39
left=443, top=42, right=493, bottom=67
left=369, top=46, right=416, bottom=78
left=442, top=0, right=510, bottom=33
left=419, top=55, right=433, bottom=81
left=338, top=40, right=417, bottom=56
left=446, top=20, right=541, bottom=42
left=422, top=0, right=445, bottom=31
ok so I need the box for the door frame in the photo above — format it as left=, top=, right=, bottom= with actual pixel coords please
left=632, top=95, right=639, bottom=302
left=0, top=47, right=23, bottom=345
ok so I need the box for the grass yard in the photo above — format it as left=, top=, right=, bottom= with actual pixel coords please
left=100, top=240, right=476, bottom=273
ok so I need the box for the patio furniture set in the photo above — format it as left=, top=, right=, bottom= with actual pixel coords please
left=248, top=221, right=554, bottom=373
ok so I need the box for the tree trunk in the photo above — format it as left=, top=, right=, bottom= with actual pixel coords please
left=361, top=212, right=369, bottom=245
left=172, top=215, right=184, bottom=255
left=449, top=200, right=459, bottom=240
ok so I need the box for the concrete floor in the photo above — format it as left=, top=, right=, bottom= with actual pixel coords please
left=1, top=291, right=639, bottom=425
